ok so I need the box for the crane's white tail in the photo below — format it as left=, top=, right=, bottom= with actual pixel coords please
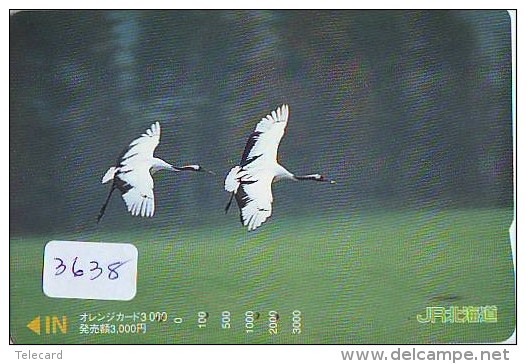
left=102, top=167, right=116, bottom=184
left=225, top=166, right=241, bottom=193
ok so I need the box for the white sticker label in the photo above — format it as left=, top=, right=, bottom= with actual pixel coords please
left=43, top=240, right=138, bottom=301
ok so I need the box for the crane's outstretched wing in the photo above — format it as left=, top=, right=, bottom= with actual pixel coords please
left=117, top=122, right=160, bottom=217
left=115, top=163, right=155, bottom=217
left=120, top=121, right=161, bottom=164
left=234, top=173, right=274, bottom=231
left=240, top=104, right=289, bottom=168
left=102, top=122, right=162, bottom=182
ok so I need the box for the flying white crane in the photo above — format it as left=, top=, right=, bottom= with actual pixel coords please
left=97, top=121, right=213, bottom=223
left=224, top=104, right=335, bottom=231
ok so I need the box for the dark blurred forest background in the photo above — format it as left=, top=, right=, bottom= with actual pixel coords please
left=10, top=10, right=513, bottom=234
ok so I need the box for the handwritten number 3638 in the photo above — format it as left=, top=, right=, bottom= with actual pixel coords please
left=53, top=257, right=128, bottom=280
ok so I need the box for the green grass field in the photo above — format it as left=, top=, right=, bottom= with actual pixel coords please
left=10, top=209, right=515, bottom=344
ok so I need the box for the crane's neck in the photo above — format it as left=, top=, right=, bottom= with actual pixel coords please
left=294, top=174, right=323, bottom=181
left=274, top=164, right=329, bottom=183
left=293, top=173, right=335, bottom=183
left=151, top=159, right=207, bottom=174
left=173, top=164, right=201, bottom=172
left=274, top=164, right=295, bottom=181
left=151, top=158, right=175, bottom=174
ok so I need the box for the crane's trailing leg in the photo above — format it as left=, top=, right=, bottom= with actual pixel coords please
left=97, top=185, right=116, bottom=223
left=225, top=165, right=241, bottom=214
left=225, top=192, right=235, bottom=214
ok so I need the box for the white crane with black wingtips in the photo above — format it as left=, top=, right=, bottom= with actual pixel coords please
left=97, top=121, right=214, bottom=222
left=224, top=104, right=335, bottom=231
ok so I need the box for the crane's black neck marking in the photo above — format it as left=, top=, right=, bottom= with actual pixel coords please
left=173, top=165, right=200, bottom=172
left=294, top=175, right=323, bottom=182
